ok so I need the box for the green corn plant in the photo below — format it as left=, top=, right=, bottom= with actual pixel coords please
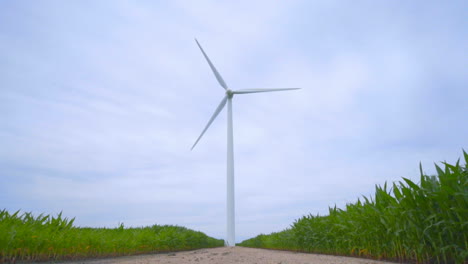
left=0, top=210, right=223, bottom=263
left=239, top=150, right=468, bottom=264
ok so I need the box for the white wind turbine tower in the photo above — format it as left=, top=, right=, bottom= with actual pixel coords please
left=191, top=39, right=299, bottom=246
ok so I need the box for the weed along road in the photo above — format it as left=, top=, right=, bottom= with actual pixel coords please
left=60, top=247, right=401, bottom=264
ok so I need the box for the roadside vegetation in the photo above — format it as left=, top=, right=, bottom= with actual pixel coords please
left=0, top=210, right=223, bottom=263
left=239, top=151, right=468, bottom=264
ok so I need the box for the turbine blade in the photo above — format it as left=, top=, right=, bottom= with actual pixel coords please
left=191, top=95, right=228, bottom=150
left=195, top=39, right=228, bottom=90
left=232, top=88, right=300, bottom=94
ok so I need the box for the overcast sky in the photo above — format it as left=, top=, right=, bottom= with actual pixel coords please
left=1, top=1, right=467, bottom=242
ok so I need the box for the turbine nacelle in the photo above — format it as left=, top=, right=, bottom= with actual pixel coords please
left=226, top=89, right=234, bottom=98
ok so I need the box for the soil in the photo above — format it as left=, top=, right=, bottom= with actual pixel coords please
left=58, top=246, right=401, bottom=264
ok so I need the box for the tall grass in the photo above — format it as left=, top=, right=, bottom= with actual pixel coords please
left=239, top=151, right=468, bottom=264
left=0, top=211, right=223, bottom=263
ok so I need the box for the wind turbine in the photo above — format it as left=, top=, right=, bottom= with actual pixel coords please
left=191, top=39, right=299, bottom=246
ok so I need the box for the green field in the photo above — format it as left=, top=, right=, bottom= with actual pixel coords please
left=2, top=152, right=466, bottom=263
left=0, top=210, right=223, bottom=263
left=239, top=151, right=468, bottom=264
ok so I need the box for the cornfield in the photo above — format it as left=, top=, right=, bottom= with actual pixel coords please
left=239, top=151, right=468, bottom=264
left=0, top=211, right=223, bottom=263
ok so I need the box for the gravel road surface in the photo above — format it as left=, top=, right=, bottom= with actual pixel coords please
left=59, top=246, right=400, bottom=264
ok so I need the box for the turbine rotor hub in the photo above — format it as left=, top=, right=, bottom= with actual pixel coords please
left=226, top=89, right=234, bottom=98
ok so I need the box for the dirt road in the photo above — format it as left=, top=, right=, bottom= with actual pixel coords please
left=60, top=246, right=400, bottom=264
